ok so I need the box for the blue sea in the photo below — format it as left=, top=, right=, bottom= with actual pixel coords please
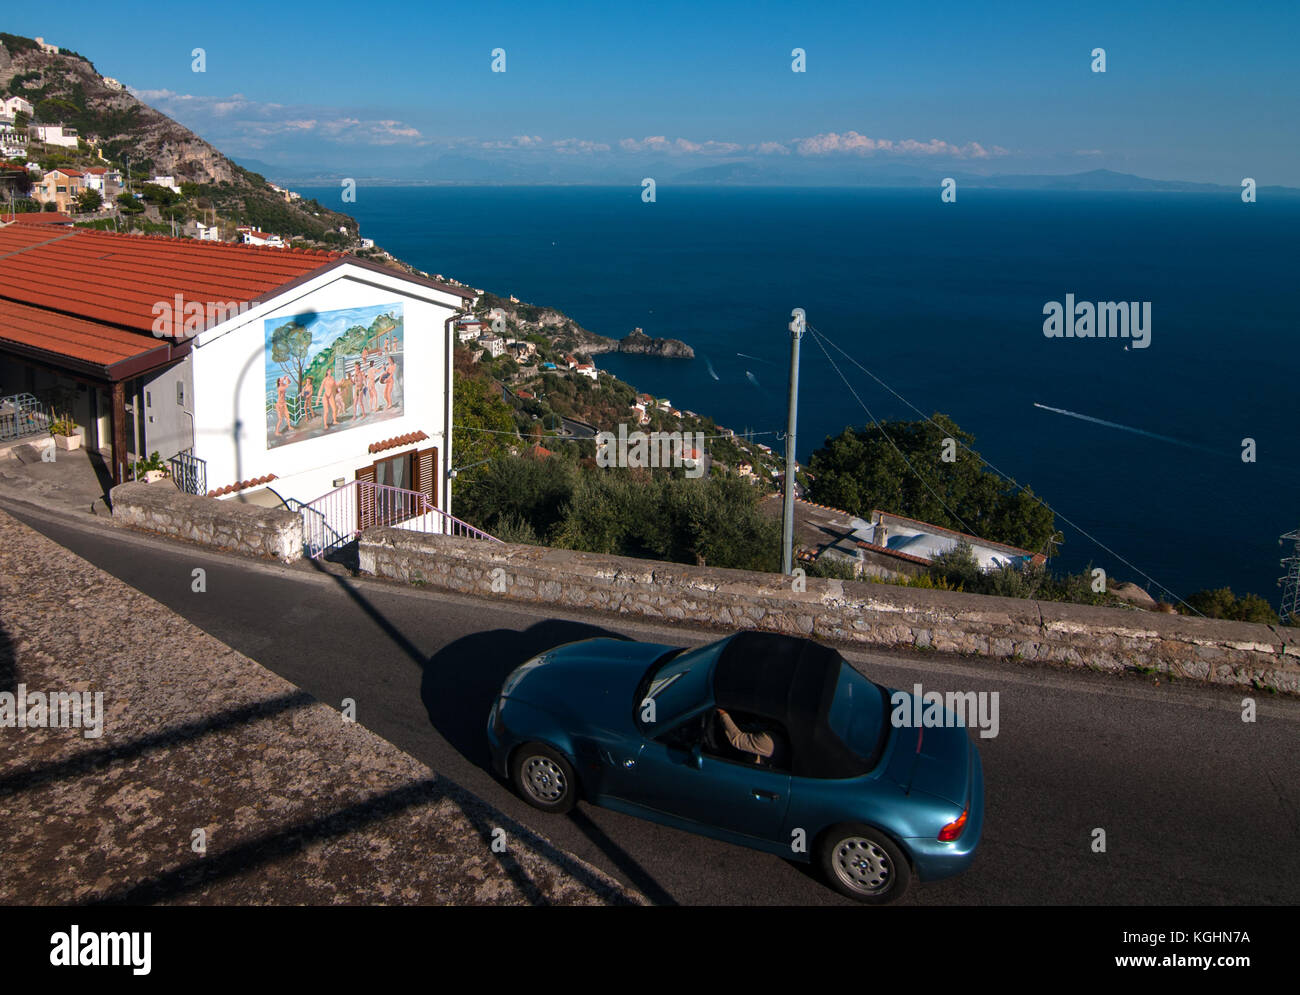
left=302, top=185, right=1299, bottom=604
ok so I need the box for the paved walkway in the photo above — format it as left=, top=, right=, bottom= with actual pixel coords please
left=0, top=506, right=642, bottom=905
left=0, top=441, right=115, bottom=517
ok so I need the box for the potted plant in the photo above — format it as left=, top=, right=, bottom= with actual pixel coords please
left=49, top=413, right=82, bottom=451
left=133, top=451, right=171, bottom=484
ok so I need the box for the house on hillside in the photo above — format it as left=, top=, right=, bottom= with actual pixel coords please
left=28, top=124, right=79, bottom=148
left=1, top=97, right=35, bottom=118
left=0, top=118, right=27, bottom=158
left=81, top=167, right=122, bottom=201
left=0, top=226, right=476, bottom=517
left=32, top=168, right=84, bottom=212
left=237, top=226, right=285, bottom=248
left=575, top=363, right=597, bottom=380
left=476, top=334, right=505, bottom=358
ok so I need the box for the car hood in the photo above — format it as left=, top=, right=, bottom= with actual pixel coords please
left=882, top=692, right=974, bottom=807
left=502, top=637, right=677, bottom=729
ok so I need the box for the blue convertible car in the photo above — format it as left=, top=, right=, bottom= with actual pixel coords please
left=487, top=630, right=983, bottom=903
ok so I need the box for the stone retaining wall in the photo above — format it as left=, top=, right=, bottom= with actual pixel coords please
left=111, top=482, right=302, bottom=564
left=359, top=528, right=1300, bottom=693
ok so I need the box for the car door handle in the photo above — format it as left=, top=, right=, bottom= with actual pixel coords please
left=752, top=789, right=780, bottom=801
left=599, top=749, right=635, bottom=769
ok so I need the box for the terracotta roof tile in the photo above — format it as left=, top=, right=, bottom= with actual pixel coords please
left=367, top=430, right=429, bottom=454
left=5, top=212, right=74, bottom=225
left=0, top=297, right=169, bottom=371
left=206, top=473, right=278, bottom=498
left=0, top=226, right=345, bottom=335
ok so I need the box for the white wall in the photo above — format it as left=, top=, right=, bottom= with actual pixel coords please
left=190, top=264, right=463, bottom=504
left=141, top=358, right=194, bottom=462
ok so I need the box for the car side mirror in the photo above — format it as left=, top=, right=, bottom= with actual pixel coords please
left=689, top=744, right=703, bottom=770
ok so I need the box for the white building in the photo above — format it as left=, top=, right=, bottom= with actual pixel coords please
left=1, top=97, right=35, bottom=118
left=476, top=334, right=505, bottom=357
left=0, top=120, right=25, bottom=158
left=82, top=167, right=122, bottom=196
left=34, top=37, right=59, bottom=55
left=193, top=221, right=221, bottom=241
left=149, top=175, right=182, bottom=194
left=238, top=226, right=285, bottom=248
left=0, top=226, right=476, bottom=515
left=28, top=123, right=79, bottom=148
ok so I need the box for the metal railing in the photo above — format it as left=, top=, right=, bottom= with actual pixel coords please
left=366, top=481, right=503, bottom=543
left=167, top=448, right=207, bottom=495
left=296, top=479, right=500, bottom=559
left=0, top=392, right=52, bottom=443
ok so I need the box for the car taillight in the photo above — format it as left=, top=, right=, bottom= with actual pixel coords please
left=939, top=809, right=968, bottom=841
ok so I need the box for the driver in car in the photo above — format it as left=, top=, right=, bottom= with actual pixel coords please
left=716, top=708, right=776, bottom=764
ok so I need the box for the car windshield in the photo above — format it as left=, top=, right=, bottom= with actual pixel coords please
left=826, top=662, right=888, bottom=765
left=634, top=640, right=722, bottom=732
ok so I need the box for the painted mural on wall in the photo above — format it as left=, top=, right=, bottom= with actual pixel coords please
left=264, top=303, right=404, bottom=450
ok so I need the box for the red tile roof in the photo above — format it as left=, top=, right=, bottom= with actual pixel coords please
left=206, top=473, right=278, bottom=498
left=0, top=227, right=475, bottom=341
left=5, top=212, right=74, bottom=225
left=367, top=430, right=429, bottom=454
left=0, top=297, right=174, bottom=374
left=0, top=226, right=344, bottom=335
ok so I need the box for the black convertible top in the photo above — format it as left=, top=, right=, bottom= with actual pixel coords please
left=712, top=631, right=872, bottom=778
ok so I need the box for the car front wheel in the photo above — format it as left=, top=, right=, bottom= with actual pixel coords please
left=819, top=823, right=912, bottom=905
left=510, top=743, right=578, bottom=814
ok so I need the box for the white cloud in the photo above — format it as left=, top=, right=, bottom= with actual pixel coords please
left=792, top=131, right=1004, bottom=159
left=129, top=89, right=427, bottom=146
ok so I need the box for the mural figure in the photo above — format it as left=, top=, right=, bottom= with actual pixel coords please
left=274, top=375, right=291, bottom=436
left=264, top=302, right=405, bottom=449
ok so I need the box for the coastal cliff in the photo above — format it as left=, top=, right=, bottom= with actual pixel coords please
left=585, top=327, right=695, bottom=359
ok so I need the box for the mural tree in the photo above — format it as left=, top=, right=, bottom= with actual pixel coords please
left=270, top=320, right=314, bottom=392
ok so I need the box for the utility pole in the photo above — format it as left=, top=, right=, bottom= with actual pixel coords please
left=1280, top=528, right=1300, bottom=624
left=781, top=308, right=805, bottom=575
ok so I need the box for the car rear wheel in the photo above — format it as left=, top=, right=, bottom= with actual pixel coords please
left=510, top=743, right=578, bottom=814
left=819, top=823, right=911, bottom=905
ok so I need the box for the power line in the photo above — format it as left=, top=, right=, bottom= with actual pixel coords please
left=806, top=323, right=1204, bottom=615
left=806, top=326, right=980, bottom=539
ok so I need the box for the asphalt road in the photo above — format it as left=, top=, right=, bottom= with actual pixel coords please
left=5, top=498, right=1299, bottom=906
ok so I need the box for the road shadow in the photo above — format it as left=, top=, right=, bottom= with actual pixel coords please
left=86, top=448, right=115, bottom=510
left=419, top=619, right=628, bottom=773
left=0, top=615, right=15, bottom=695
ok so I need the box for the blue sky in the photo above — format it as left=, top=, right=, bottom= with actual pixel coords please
left=9, top=1, right=1298, bottom=183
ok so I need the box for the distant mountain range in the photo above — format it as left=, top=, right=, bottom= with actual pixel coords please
left=233, top=156, right=1299, bottom=196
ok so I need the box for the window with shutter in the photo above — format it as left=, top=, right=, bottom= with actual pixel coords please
left=356, top=464, right=376, bottom=530
left=415, top=446, right=439, bottom=509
